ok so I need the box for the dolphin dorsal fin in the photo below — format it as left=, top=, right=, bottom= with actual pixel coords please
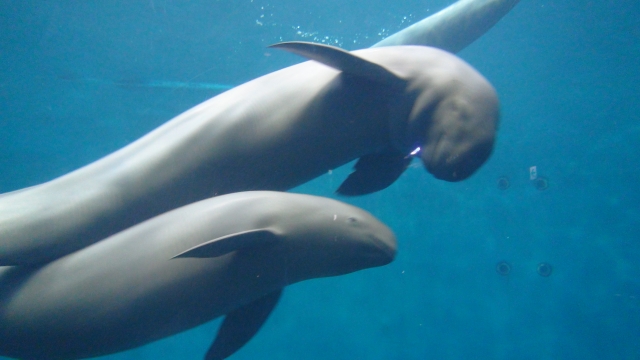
left=205, top=289, right=283, bottom=360
left=171, top=229, right=278, bottom=259
left=269, top=41, right=405, bottom=86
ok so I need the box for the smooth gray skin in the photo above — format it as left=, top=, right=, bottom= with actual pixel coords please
left=0, top=45, right=497, bottom=266
left=373, top=0, right=521, bottom=52
left=0, top=0, right=515, bottom=266
left=0, top=191, right=396, bottom=360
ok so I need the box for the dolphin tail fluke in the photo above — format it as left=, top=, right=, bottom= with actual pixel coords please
left=206, top=289, right=283, bottom=360
left=337, top=151, right=412, bottom=196
left=372, top=0, right=520, bottom=53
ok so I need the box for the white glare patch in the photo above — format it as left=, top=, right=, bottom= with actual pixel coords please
left=410, top=147, right=421, bottom=156
left=333, top=215, right=337, bottom=220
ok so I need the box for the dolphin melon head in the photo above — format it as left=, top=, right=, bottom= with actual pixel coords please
left=269, top=42, right=499, bottom=183
left=405, top=51, right=499, bottom=181
left=269, top=194, right=397, bottom=283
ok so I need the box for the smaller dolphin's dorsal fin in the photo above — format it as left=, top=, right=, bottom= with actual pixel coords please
left=269, top=41, right=405, bottom=86
left=171, top=229, right=278, bottom=259
left=205, top=289, right=283, bottom=360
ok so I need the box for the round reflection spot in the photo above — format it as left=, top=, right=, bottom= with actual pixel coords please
left=497, top=176, right=510, bottom=190
left=533, top=176, right=549, bottom=191
left=537, top=262, right=553, bottom=277
left=496, top=261, right=511, bottom=276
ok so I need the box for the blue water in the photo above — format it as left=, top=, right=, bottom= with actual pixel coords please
left=1, top=0, right=639, bottom=359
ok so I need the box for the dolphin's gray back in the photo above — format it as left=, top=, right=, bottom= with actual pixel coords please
left=372, top=0, right=520, bottom=52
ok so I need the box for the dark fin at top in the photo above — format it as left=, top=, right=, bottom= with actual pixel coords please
left=337, top=151, right=413, bottom=196
left=269, top=41, right=406, bottom=87
left=171, top=229, right=278, bottom=259
left=206, top=289, right=283, bottom=360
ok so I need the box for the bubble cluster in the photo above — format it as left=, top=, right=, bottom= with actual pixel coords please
left=291, top=26, right=344, bottom=47
left=249, top=0, right=417, bottom=49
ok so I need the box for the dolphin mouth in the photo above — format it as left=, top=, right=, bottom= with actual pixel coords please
left=419, top=132, right=442, bottom=173
left=422, top=133, right=463, bottom=180
left=424, top=140, right=493, bottom=181
left=377, top=245, right=396, bottom=264
left=369, top=234, right=397, bottom=265
left=426, top=153, right=472, bottom=182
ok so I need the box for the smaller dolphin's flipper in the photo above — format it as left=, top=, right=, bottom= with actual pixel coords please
left=206, top=289, right=283, bottom=360
left=171, top=229, right=278, bottom=259
left=269, top=41, right=405, bottom=87
left=337, top=151, right=413, bottom=196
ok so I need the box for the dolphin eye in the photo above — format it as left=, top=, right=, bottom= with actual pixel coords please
left=347, top=217, right=357, bottom=224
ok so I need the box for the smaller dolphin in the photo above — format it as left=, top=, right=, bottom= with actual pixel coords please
left=0, top=191, right=396, bottom=360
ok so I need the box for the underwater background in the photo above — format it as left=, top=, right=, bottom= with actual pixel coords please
left=1, top=0, right=639, bottom=359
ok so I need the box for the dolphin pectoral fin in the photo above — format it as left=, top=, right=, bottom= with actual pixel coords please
left=269, top=41, right=405, bottom=87
left=171, top=229, right=278, bottom=259
left=206, top=289, right=283, bottom=360
left=337, top=151, right=412, bottom=196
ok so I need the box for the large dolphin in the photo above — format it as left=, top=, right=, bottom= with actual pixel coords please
left=0, top=0, right=517, bottom=266
left=0, top=191, right=396, bottom=360
left=0, top=43, right=497, bottom=266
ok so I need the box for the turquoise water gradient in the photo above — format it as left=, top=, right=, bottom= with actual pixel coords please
left=1, top=0, right=639, bottom=359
